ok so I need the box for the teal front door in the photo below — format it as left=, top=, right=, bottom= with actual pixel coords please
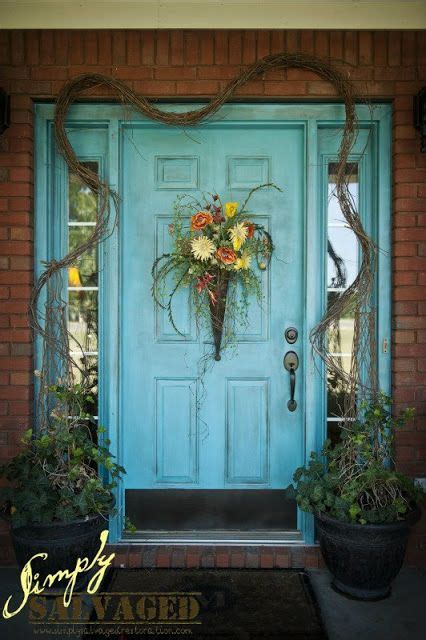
left=121, top=109, right=305, bottom=495
left=35, top=102, right=392, bottom=541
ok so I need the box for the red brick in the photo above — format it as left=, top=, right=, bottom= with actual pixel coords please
left=113, top=67, right=152, bottom=81
left=315, top=31, right=329, bottom=58
left=184, top=32, right=199, bottom=66
left=9, top=168, right=32, bottom=183
left=393, top=272, right=416, bottom=286
left=186, top=550, right=201, bottom=568
left=0, top=328, right=31, bottom=342
left=230, top=552, right=245, bottom=568
left=359, top=31, right=373, bottom=65
left=97, top=32, right=112, bottom=65
left=11, top=31, right=24, bottom=65
left=393, top=358, right=416, bottom=372
left=156, top=31, right=170, bottom=65
left=270, top=31, right=285, bottom=55
left=141, top=32, right=154, bottom=65
left=229, top=31, right=242, bottom=64
left=25, top=30, right=40, bottom=66
left=169, top=30, right=183, bottom=66
left=402, top=32, right=416, bottom=66
left=393, top=243, right=417, bottom=257
left=300, top=31, right=314, bottom=55
left=214, top=32, right=228, bottom=65
left=176, top=80, right=218, bottom=95
left=260, top=550, right=274, bottom=568
left=242, top=31, right=257, bottom=64
left=393, top=330, right=416, bottom=344
left=132, top=80, right=176, bottom=96
left=156, top=549, right=171, bottom=568
left=0, top=270, right=33, bottom=284
left=394, top=301, right=418, bottom=315
left=0, top=241, right=31, bottom=256
left=265, top=81, right=307, bottom=96
left=10, top=372, right=32, bottom=386
left=388, top=31, right=401, bottom=66
left=330, top=31, right=343, bottom=60
left=344, top=32, right=358, bottom=65
left=275, top=552, right=290, bottom=568
left=0, top=387, right=31, bottom=401
left=200, top=31, right=214, bottom=65
left=112, top=31, right=126, bottom=65
left=395, top=257, right=426, bottom=271
left=395, top=287, right=426, bottom=301
left=8, top=401, right=31, bottom=416
left=155, top=67, right=195, bottom=81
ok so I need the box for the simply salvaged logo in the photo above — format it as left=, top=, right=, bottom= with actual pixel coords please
left=2, top=529, right=114, bottom=619
left=28, top=592, right=202, bottom=626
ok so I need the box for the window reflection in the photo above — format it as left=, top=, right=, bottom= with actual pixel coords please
left=326, top=163, right=359, bottom=443
left=68, top=161, right=99, bottom=411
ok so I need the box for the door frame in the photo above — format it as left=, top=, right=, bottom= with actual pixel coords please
left=34, top=102, right=392, bottom=544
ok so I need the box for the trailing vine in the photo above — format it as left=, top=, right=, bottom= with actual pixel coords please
left=29, top=52, right=378, bottom=430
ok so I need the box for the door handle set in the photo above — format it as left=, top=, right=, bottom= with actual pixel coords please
left=283, top=327, right=299, bottom=412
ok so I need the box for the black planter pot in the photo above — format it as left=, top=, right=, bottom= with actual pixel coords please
left=11, top=515, right=105, bottom=590
left=315, top=509, right=419, bottom=601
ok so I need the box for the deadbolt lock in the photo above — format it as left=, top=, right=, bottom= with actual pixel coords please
left=285, top=327, right=298, bottom=344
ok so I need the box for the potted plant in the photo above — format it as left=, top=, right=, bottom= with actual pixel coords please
left=288, top=393, right=423, bottom=600
left=0, top=381, right=125, bottom=585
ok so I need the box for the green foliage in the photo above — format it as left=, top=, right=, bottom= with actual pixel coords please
left=288, top=393, right=423, bottom=524
left=0, top=384, right=125, bottom=528
left=123, top=516, right=137, bottom=534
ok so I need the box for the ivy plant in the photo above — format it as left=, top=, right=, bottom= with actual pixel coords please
left=0, top=383, right=125, bottom=528
left=288, top=393, right=423, bottom=524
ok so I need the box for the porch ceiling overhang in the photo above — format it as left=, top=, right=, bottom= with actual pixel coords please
left=0, top=0, right=425, bottom=30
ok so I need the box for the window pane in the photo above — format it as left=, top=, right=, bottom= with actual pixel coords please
left=326, top=162, right=359, bottom=440
left=327, top=294, right=355, bottom=355
left=327, top=162, right=358, bottom=225
left=68, top=226, right=98, bottom=287
left=68, top=161, right=99, bottom=408
left=327, top=420, right=342, bottom=446
left=327, top=227, right=358, bottom=289
left=68, top=290, right=98, bottom=353
left=327, top=356, right=352, bottom=418
left=69, top=161, right=98, bottom=223
left=71, top=355, right=98, bottom=415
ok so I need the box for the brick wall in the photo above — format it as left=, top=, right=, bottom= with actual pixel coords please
left=0, top=29, right=425, bottom=566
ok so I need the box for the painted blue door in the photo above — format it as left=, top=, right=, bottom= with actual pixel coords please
left=120, top=110, right=305, bottom=490
left=36, top=102, right=392, bottom=540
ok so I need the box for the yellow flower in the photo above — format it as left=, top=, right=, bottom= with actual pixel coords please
left=190, top=235, right=216, bottom=261
left=225, top=202, right=238, bottom=218
left=228, top=222, right=248, bottom=251
left=68, top=266, right=82, bottom=287
left=234, top=251, right=252, bottom=271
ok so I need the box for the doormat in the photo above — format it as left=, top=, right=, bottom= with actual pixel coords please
left=83, top=568, right=328, bottom=640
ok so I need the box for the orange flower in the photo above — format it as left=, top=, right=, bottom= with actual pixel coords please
left=245, top=222, right=256, bottom=238
left=191, top=211, right=213, bottom=231
left=216, top=247, right=237, bottom=265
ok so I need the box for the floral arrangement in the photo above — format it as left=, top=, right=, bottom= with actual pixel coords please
left=152, top=183, right=281, bottom=360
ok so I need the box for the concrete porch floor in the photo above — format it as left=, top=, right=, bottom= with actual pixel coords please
left=0, top=566, right=424, bottom=639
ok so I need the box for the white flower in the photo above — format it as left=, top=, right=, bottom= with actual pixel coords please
left=191, top=236, right=216, bottom=261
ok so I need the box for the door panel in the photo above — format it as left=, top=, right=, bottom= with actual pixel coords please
left=120, top=118, right=305, bottom=491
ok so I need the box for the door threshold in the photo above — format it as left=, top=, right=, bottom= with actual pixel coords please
left=122, top=530, right=303, bottom=545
